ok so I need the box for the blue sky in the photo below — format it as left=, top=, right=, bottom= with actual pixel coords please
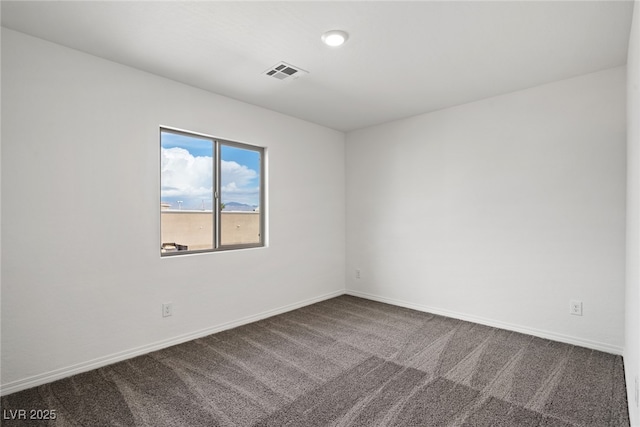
left=161, top=132, right=213, bottom=157
left=161, top=131, right=261, bottom=210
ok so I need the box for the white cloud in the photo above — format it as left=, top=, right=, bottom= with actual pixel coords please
left=221, top=160, right=257, bottom=187
left=161, top=148, right=260, bottom=208
left=221, top=160, right=260, bottom=206
left=161, top=147, right=213, bottom=200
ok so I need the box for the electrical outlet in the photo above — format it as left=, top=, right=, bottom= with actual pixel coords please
left=162, top=303, right=173, bottom=317
left=355, top=269, right=361, bottom=279
left=569, top=300, right=582, bottom=316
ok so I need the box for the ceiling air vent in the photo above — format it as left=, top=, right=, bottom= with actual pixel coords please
left=264, top=62, right=308, bottom=81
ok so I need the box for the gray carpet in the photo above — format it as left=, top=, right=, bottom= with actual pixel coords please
left=0, top=295, right=630, bottom=426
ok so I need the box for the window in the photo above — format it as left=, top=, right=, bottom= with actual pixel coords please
left=160, top=128, right=264, bottom=255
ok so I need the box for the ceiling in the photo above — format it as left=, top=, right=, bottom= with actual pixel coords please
left=1, top=1, right=634, bottom=132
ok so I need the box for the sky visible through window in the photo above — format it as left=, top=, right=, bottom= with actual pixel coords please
left=161, top=131, right=261, bottom=211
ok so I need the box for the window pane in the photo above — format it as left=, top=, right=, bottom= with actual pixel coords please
left=220, top=144, right=262, bottom=246
left=161, top=131, right=214, bottom=253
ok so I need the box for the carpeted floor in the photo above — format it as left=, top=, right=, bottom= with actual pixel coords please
left=1, top=295, right=630, bottom=426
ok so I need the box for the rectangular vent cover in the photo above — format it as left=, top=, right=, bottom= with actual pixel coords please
left=264, top=62, right=308, bottom=80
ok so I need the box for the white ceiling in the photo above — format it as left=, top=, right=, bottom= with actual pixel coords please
left=1, top=1, right=634, bottom=132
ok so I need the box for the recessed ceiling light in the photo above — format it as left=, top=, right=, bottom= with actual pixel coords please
left=321, top=30, right=348, bottom=47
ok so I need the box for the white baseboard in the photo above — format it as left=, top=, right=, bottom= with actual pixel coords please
left=346, top=290, right=624, bottom=355
left=0, top=289, right=344, bottom=396
left=2, top=288, right=623, bottom=396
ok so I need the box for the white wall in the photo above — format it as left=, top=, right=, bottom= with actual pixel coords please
left=1, top=21, right=633, bottom=412
left=346, top=67, right=627, bottom=353
left=0, top=29, right=346, bottom=393
left=626, top=2, right=640, bottom=425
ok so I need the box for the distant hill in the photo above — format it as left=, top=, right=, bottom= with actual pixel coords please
left=223, top=202, right=258, bottom=212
